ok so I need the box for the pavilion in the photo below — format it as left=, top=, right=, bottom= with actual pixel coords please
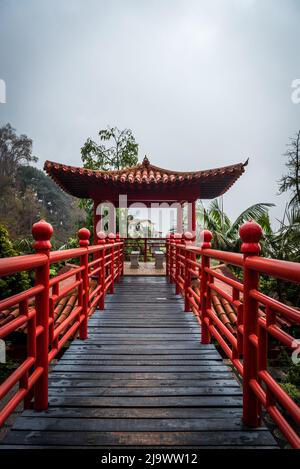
left=44, top=156, right=248, bottom=239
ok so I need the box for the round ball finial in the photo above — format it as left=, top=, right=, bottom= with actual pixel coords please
left=97, top=230, right=106, bottom=240
left=184, top=231, right=193, bottom=239
left=239, top=220, right=263, bottom=254
left=183, top=231, right=194, bottom=245
left=78, top=227, right=90, bottom=247
left=108, top=232, right=116, bottom=243
left=32, top=219, right=53, bottom=252
left=174, top=233, right=182, bottom=240
left=200, top=229, right=213, bottom=249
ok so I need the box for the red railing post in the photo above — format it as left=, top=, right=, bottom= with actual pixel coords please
left=169, top=233, right=174, bottom=283
left=174, top=233, right=182, bottom=294
left=78, top=228, right=90, bottom=340
left=97, top=231, right=106, bottom=310
left=108, top=233, right=115, bottom=294
left=200, top=229, right=213, bottom=344
left=184, top=231, right=193, bottom=312
left=240, top=220, right=263, bottom=427
left=166, top=233, right=170, bottom=279
left=144, top=239, right=147, bottom=263
left=116, top=232, right=121, bottom=282
left=32, top=219, right=53, bottom=411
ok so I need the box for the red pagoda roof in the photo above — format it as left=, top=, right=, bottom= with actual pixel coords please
left=44, top=156, right=248, bottom=203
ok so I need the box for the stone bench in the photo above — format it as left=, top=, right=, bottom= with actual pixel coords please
left=130, top=250, right=140, bottom=268
left=154, top=250, right=164, bottom=269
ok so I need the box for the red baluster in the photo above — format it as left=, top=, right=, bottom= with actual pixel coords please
left=169, top=233, right=175, bottom=283
left=183, top=231, right=193, bottom=312
left=116, top=232, right=121, bottom=282
left=166, top=233, right=170, bottom=279
left=32, top=219, right=53, bottom=410
left=200, top=229, right=213, bottom=344
left=240, top=220, right=263, bottom=427
left=97, top=231, right=106, bottom=309
left=108, top=233, right=116, bottom=294
left=174, top=233, right=182, bottom=295
left=78, top=228, right=90, bottom=340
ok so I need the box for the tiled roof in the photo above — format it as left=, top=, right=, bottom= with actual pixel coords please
left=44, top=156, right=248, bottom=200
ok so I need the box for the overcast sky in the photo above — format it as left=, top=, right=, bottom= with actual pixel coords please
left=0, top=0, right=299, bottom=230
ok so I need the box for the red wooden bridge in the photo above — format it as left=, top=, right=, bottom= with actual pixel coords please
left=0, top=220, right=299, bottom=448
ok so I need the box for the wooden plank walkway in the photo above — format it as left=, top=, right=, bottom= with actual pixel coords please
left=1, top=276, right=277, bottom=448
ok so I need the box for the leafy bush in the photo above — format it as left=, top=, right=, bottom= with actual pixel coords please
left=0, top=225, right=32, bottom=300
left=281, top=383, right=300, bottom=403
left=286, top=362, right=300, bottom=386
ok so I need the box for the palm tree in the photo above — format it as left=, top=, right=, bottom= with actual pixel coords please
left=196, top=199, right=274, bottom=251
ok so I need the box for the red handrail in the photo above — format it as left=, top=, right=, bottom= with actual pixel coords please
left=122, top=237, right=167, bottom=263
left=0, top=221, right=124, bottom=426
left=166, top=222, right=300, bottom=448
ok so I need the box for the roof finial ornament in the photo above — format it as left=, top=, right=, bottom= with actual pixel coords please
left=142, top=155, right=150, bottom=167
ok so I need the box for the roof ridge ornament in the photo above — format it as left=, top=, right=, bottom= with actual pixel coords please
left=142, top=155, right=150, bottom=168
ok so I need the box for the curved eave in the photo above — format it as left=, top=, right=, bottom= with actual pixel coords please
left=44, top=159, right=248, bottom=200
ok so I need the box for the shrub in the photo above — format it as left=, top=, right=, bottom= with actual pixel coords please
left=0, top=225, right=32, bottom=300
left=281, top=383, right=300, bottom=403
left=286, top=362, right=300, bottom=386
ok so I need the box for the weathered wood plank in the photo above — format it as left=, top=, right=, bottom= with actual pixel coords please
left=13, top=417, right=250, bottom=432
left=47, top=386, right=242, bottom=397
left=3, top=430, right=276, bottom=447
left=49, top=371, right=235, bottom=380
left=52, top=365, right=229, bottom=372
left=48, top=379, right=239, bottom=388
left=56, top=359, right=222, bottom=366
left=47, top=395, right=243, bottom=407
left=21, top=407, right=243, bottom=419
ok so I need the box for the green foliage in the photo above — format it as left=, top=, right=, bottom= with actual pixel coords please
left=0, top=123, right=85, bottom=244
left=0, top=225, right=31, bottom=300
left=281, top=383, right=300, bottom=403
left=81, top=126, right=138, bottom=171
left=197, top=199, right=274, bottom=251
left=0, top=123, right=37, bottom=180
left=286, top=362, right=300, bottom=386
left=16, top=165, right=85, bottom=244
left=80, top=126, right=139, bottom=238
left=278, top=129, right=300, bottom=209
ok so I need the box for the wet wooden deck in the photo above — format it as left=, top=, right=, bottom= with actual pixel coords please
left=1, top=277, right=277, bottom=448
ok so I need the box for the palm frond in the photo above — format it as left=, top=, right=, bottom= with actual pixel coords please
left=228, top=203, right=274, bottom=237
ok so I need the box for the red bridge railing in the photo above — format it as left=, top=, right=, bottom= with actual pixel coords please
left=0, top=221, right=123, bottom=426
left=167, top=222, right=300, bottom=448
left=123, top=237, right=167, bottom=263
left=1, top=219, right=299, bottom=448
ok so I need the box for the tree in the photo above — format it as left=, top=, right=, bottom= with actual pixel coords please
left=279, top=129, right=300, bottom=210
left=81, top=126, right=138, bottom=171
left=16, top=165, right=85, bottom=243
left=80, top=127, right=139, bottom=237
left=196, top=199, right=274, bottom=251
left=0, top=124, right=37, bottom=181
left=0, top=225, right=31, bottom=300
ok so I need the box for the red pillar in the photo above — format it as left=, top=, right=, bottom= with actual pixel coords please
left=93, top=200, right=98, bottom=243
left=192, top=200, right=196, bottom=234
left=93, top=200, right=103, bottom=243
left=177, top=204, right=183, bottom=233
